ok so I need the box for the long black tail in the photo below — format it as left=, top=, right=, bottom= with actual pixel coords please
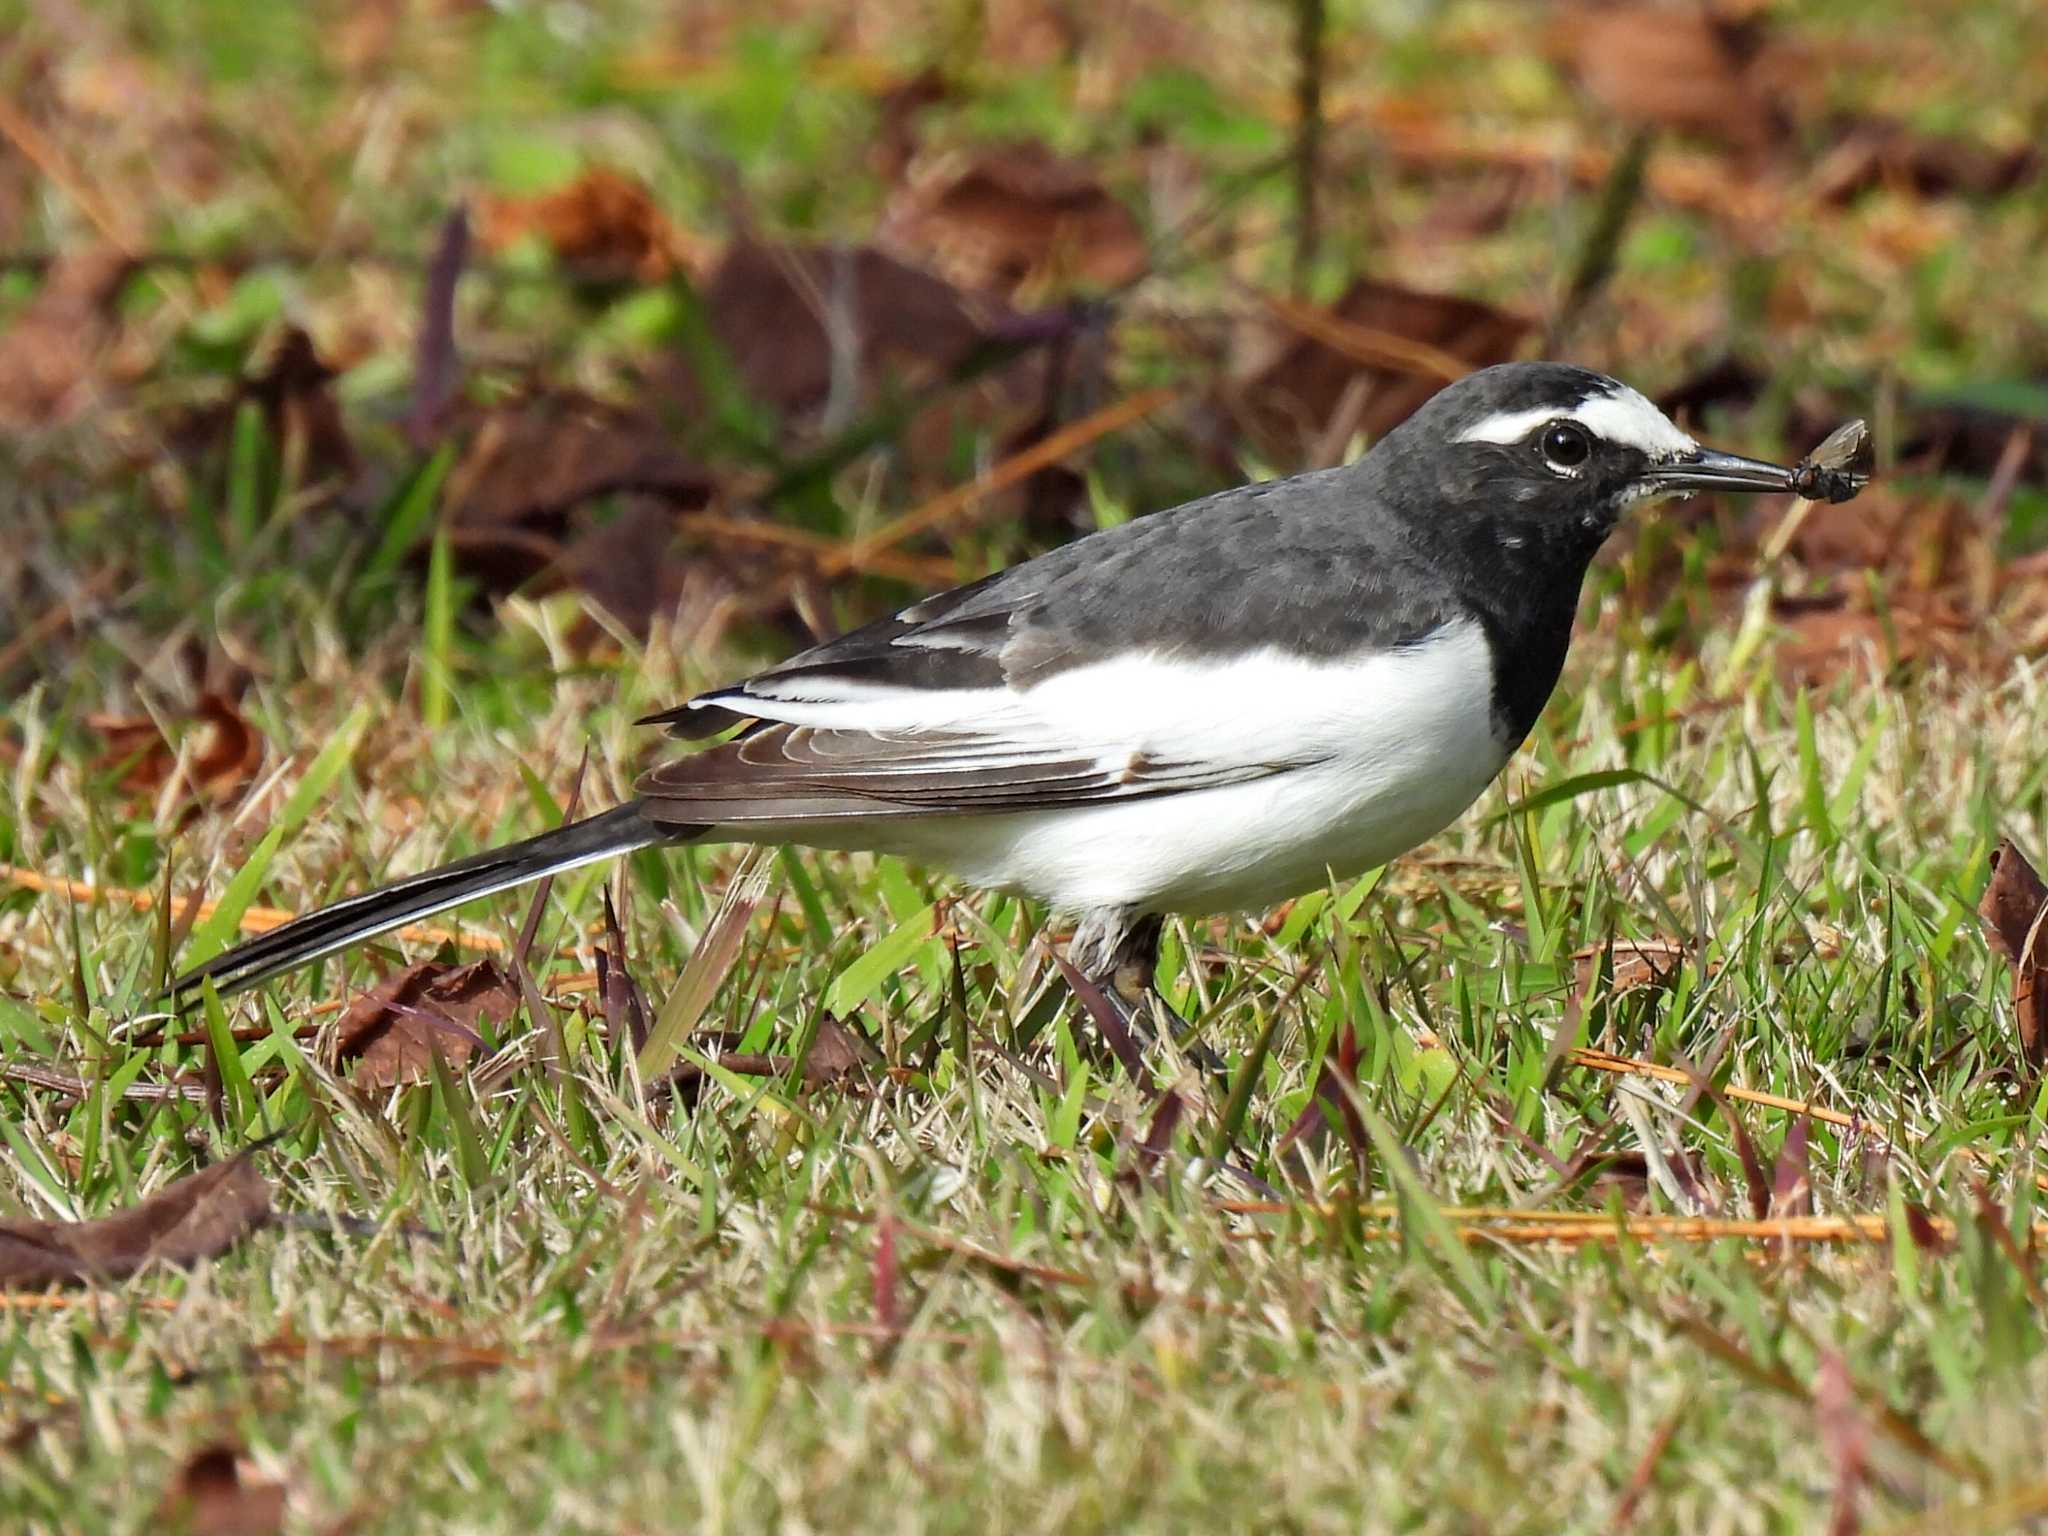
left=170, top=804, right=669, bottom=999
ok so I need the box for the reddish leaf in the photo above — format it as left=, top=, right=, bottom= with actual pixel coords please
left=1902, top=1202, right=1953, bottom=1256
left=873, top=1209, right=900, bottom=1336
left=1814, top=1351, right=1868, bottom=1536
left=883, top=141, right=1148, bottom=298
left=446, top=393, right=717, bottom=626
left=673, top=241, right=1023, bottom=428
left=155, top=1443, right=286, bottom=1536
left=1687, top=1073, right=1771, bottom=1223
left=88, top=692, right=263, bottom=820
left=477, top=166, right=700, bottom=284
left=332, top=959, right=520, bottom=1089
left=1137, top=1090, right=1185, bottom=1173
left=1277, top=1023, right=1367, bottom=1165
left=678, top=1017, right=872, bottom=1093
left=1815, top=116, right=2040, bottom=204
left=1977, top=839, right=2048, bottom=1072
left=0, top=1151, right=271, bottom=1285
left=1771, top=1117, right=1812, bottom=1218
left=1231, top=279, right=1531, bottom=460
left=1050, top=952, right=1146, bottom=1078
left=1558, top=5, right=1781, bottom=154
left=595, top=886, right=649, bottom=1052
left=407, top=206, right=470, bottom=448
left=0, top=248, right=131, bottom=430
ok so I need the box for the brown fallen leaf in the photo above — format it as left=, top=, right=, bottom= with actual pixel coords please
left=86, top=692, right=264, bottom=818
left=0, top=247, right=132, bottom=430
left=0, top=1150, right=271, bottom=1285
left=1556, top=4, right=1782, bottom=154
left=1977, top=839, right=2048, bottom=1073
left=802, top=1015, right=871, bottom=1084
left=476, top=165, right=706, bottom=283
left=332, top=959, right=521, bottom=1089
left=672, top=240, right=1022, bottom=428
left=1571, top=938, right=1691, bottom=998
left=445, top=390, right=716, bottom=602
left=1780, top=594, right=1973, bottom=683
left=243, top=326, right=358, bottom=487
left=155, top=1443, right=287, bottom=1536
left=1229, top=278, right=1531, bottom=461
left=658, top=1017, right=873, bottom=1100
left=1813, top=115, right=2040, bottom=204
left=883, top=140, right=1148, bottom=298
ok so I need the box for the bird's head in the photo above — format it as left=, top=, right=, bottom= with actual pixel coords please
left=1374, top=361, right=1801, bottom=558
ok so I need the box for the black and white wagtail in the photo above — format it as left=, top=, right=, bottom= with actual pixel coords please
left=173, top=362, right=1834, bottom=1013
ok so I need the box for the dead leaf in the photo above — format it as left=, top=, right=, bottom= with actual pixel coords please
left=1557, top=4, right=1781, bottom=154
left=446, top=391, right=716, bottom=601
left=0, top=1151, right=271, bottom=1285
left=477, top=166, right=705, bottom=283
left=674, top=240, right=1021, bottom=427
left=332, top=959, right=521, bottom=1089
left=883, top=141, right=1148, bottom=298
left=87, top=692, right=264, bottom=819
left=249, top=326, right=357, bottom=484
left=1770, top=590, right=1972, bottom=684
left=1902, top=1202, right=1953, bottom=1256
left=801, top=1016, right=870, bottom=1084
left=155, top=1443, right=286, bottom=1536
left=867, top=66, right=951, bottom=181
left=1977, top=839, right=2048, bottom=1073
left=1276, top=1022, right=1368, bottom=1164
left=1814, top=116, right=2040, bottom=204
left=0, top=248, right=131, bottom=430
left=1571, top=938, right=1690, bottom=997
left=1230, top=278, right=1532, bottom=461
left=663, top=1017, right=872, bottom=1095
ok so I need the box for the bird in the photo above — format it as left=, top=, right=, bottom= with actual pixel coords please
left=171, top=362, right=1817, bottom=1031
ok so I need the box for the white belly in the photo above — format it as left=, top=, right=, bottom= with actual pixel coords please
left=747, top=620, right=1510, bottom=917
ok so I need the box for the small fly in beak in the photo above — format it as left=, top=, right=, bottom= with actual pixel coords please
left=1644, top=446, right=1799, bottom=496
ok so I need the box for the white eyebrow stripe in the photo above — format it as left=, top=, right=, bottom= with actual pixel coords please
left=1455, top=387, right=1699, bottom=459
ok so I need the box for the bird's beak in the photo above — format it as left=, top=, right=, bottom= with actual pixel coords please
left=1644, top=446, right=1798, bottom=495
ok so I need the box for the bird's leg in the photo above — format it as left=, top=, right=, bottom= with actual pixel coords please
left=1068, top=911, right=1221, bottom=1073
left=1103, top=913, right=1169, bottom=1042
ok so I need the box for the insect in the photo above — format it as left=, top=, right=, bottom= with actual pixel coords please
left=1790, top=418, right=1872, bottom=504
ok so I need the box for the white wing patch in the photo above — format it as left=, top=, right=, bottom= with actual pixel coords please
left=682, top=619, right=1500, bottom=790
left=1455, top=384, right=1697, bottom=460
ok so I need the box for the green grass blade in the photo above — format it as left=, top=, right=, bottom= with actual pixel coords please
left=823, top=903, right=938, bottom=1017
left=181, top=701, right=370, bottom=968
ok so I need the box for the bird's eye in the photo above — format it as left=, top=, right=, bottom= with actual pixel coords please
left=1539, top=422, right=1593, bottom=470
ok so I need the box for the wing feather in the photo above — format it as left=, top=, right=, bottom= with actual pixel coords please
left=635, top=719, right=1308, bottom=825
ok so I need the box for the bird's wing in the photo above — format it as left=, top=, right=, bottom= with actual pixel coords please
left=630, top=469, right=1452, bottom=823
left=634, top=711, right=1307, bottom=823
left=638, top=563, right=1048, bottom=739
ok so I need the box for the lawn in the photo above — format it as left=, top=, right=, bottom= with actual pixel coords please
left=4, top=1, right=2048, bottom=1531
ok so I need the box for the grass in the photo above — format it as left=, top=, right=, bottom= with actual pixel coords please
left=7, top=0, right=2048, bottom=1530
left=7, top=511, right=2048, bottom=1532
